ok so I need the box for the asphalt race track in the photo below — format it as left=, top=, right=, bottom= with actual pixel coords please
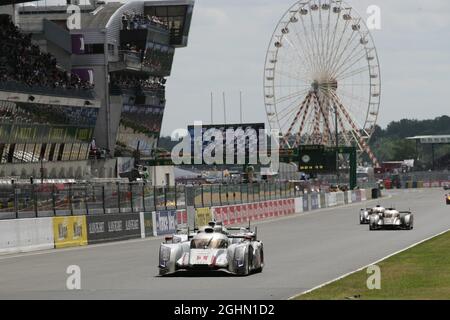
left=0, top=189, right=449, bottom=300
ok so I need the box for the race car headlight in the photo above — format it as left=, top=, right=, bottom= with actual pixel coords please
left=160, top=246, right=171, bottom=262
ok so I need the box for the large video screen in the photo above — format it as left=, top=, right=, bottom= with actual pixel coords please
left=187, top=123, right=265, bottom=165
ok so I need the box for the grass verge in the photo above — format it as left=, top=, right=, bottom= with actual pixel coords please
left=296, top=230, right=450, bottom=300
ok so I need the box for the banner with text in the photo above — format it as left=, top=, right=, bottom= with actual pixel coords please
left=86, top=213, right=141, bottom=244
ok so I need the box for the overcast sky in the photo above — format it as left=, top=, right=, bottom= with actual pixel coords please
left=24, top=0, right=450, bottom=135
left=162, top=0, right=450, bottom=135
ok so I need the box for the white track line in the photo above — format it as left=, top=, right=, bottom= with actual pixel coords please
left=288, top=227, right=450, bottom=300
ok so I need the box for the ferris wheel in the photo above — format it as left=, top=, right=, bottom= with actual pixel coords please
left=264, top=0, right=381, bottom=166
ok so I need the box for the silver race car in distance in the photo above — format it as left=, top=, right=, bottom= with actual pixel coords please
left=369, top=208, right=414, bottom=230
left=360, top=205, right=385, bottom=224
left=158, top=222, right=264, bottom=276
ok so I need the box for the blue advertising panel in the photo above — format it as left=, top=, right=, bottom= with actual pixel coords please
left=155, top=210, right=177, bottom=236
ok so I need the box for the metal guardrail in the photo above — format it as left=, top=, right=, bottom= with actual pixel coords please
left=0, top=182, right=303, bottom=220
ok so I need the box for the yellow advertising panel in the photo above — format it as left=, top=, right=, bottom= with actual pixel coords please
left=53, top=216, right=88, bottom=249
left=195, top=208, right=212, bottom=227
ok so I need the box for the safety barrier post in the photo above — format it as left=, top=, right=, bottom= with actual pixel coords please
left=68, top=184, right=73, bottom=216
left=130, top=183, right=134, bottom=213
left=13, top=184, right=18, bottom=219
left=201, top=185, right=204, bottom=208
left=153, top=186, right=157, bottom=211
left=33, top=184, right=38, bottom=218
left=174, top=184, right=177, bottom=209
left=164, top=186, right=167, bottom=210
left=117, top=182, right=121, bottom=213
left=84, top=184, right=89, bottom=215
left=52, top=184, right=56, bottom=216
left=263, top=183, right=267, bottom=201
left=240, top=184, right=243, bottom=203
left=210, top=184, right=213, bottom=206
left=102, top=185, right=106, bottom=214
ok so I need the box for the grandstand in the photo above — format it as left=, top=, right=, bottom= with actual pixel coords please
left=0, top=0, right=195, bottom=179
left=14, top=0, right=194, bottom=158
left=0, top=11, right=100, bottom=170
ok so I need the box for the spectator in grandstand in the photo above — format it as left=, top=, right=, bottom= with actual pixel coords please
left=110, top=73, right=165, bottom=93
left=0, top=14, right=93, bottom=92
left=121, top=11, right=168, bottom=30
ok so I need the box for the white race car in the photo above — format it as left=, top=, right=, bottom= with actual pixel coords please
left=360, top=205, right=385, bottom=224
left=369, top=208, right=414, bottom=230
left=158, top=222, right=264, bottom=276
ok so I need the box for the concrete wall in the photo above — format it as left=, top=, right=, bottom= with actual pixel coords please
left=0, top=217, right=54, bottom=255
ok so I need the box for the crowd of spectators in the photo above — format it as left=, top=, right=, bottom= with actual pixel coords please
left=121, top=108, right=163, bottom=135
left=0, top=14, right=93, bottom=92
left=142, top=47, right=173, bottom=74
left=121, top=11, right=168, bottom=31
left=0, top=101, right=98, bottom=126
left=110, top=73, right=165, bottom=93
left=120, top=43, right=173, bottom=75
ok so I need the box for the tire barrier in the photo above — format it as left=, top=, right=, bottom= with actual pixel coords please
left=53, top=216, right=87, bottom=249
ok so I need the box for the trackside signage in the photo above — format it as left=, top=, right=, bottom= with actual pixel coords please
left=153, top=210, right=177, bottom=236
left=86, top=214, right=141, bottom=244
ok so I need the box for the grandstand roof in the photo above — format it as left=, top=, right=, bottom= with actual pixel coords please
left=406, top=135, right=450, bottom=144
left=79, top=2, right=122, bottom=29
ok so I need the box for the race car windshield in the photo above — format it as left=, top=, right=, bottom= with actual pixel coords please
left=190, top=239, right=228, bottom=249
